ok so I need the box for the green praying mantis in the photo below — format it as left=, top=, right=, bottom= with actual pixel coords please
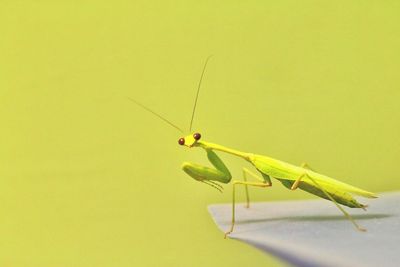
left=129, top=57, right=377, bottom=238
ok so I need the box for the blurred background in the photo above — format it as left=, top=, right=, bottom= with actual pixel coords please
left=1, top=1, right=399, bottom=266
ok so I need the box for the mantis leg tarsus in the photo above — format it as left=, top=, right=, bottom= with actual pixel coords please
left=225, top=180, right=272, bottom=238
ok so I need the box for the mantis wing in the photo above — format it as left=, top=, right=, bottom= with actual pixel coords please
left=304, top=171, right=378, bottom=199
left=251, top=155, right=377, bottom=208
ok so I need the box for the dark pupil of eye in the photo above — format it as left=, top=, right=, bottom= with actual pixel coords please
left=178, top=138, right=185, bottom=145
left=193, top=133, right=201, bottom=140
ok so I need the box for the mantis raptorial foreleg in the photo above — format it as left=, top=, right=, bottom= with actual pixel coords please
left=182, top=149, right=267, bottom=200
left=182, top=149, right=232, bottom=189
left=290, top=172, right=366, bottom=232
left=224, top=179, right=272, bottom=238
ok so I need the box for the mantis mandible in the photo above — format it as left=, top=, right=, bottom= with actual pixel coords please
left=129, top=57, right=378, bottom=238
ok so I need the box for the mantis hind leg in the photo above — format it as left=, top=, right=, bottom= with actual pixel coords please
left=291, top=173, right=366, bottom=232
left=225, top=179, right=272, bottom=238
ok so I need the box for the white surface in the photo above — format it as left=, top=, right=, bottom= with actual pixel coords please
left=208, top=192, right=400, bottom=267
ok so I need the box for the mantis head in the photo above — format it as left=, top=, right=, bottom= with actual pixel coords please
left=178, top=132, right=201, bottom=148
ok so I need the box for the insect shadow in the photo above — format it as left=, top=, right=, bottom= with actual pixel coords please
left=236, top=213, right=391, bottom=225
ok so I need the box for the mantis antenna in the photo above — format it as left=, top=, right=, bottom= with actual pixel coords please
left=189, top=55, right=213, bottom=132
left=127, top=97, right=184, bottom=133
left=128, top=56, right=212, bottom=134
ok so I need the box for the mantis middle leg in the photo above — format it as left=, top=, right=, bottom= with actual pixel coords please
left=224, top=177, right=272, bottom=238
left=242, top=167, right=269, bottom=208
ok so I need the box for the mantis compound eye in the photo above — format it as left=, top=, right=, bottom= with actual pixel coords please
left=178, top=138, right=185, bottom=145
left=193, top=133, right=201, bottom=140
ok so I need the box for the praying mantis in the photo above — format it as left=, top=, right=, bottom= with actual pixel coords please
left=129, top=57, right=377, bottom=238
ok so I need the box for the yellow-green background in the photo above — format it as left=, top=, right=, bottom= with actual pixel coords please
left=1, top=1, right=399, bottom=266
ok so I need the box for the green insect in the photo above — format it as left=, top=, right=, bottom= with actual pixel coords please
left=129, top=57, right=378, bottom=238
